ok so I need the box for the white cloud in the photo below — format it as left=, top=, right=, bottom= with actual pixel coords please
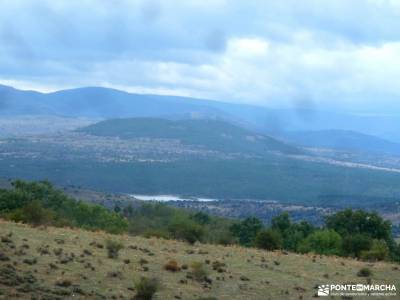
left=227, top=38, right=269, bottom=58
left=1, top=0, right=400, bottom=113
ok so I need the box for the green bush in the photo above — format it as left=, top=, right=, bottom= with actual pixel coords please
left=0, top=180, right=128, bottom=233
left=254, top=229, right=282, bottom=250
left=209, top=228, right=236, bottom=246
left=299, top=229, right=342, bottom=255
left=326, top=209, right=392, bottom=242
left=8, top=200, right=56, bottom=226
left=361, top=240, right=389, bottom=261
left=168, top=217, right=204, bottom=244
left=133, top=277, right=159, bottom=300
left=230, top=217, right=263, bottom=246
left=127, top=203, right=232, bottom=245
left=282, top=220, right=314, bottom=251
left=106, top=239, right=124, bottom=259
left=271, top=212, right=291, bottom=233
left=191, top=211, right=211, bottom=225
left=342, top=234, right=372, bottom=258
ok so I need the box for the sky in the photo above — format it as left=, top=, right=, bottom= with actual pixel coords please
left=1, top=0, right=400, bottom=113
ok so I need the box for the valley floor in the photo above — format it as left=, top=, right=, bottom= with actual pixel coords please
left=0, top=220, right=399, bottom=299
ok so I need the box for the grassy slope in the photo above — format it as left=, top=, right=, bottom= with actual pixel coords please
left=0, top=220, right=399, bottom=300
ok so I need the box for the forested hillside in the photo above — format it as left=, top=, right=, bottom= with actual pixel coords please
left=79, top=118, right=301, bottom=155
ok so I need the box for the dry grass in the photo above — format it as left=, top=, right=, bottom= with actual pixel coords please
left=0, top=220, right=399, bottom=299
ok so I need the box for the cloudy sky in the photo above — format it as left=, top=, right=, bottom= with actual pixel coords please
left=1, top=0, right=400, bottom=113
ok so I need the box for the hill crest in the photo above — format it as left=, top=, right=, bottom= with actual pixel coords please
left=78, top=117, right=302, bottom=155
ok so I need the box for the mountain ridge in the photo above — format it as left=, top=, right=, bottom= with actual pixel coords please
left=1, top=84, right=400, bottom=142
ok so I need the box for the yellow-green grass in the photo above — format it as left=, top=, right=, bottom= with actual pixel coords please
left=0, top=220, right=399, bottom=300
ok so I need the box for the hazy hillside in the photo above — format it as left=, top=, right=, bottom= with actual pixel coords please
left=0, top=85, right=45, bottom=115
left=1, top=144, right=400, bottom=207
left=0, top=115, right=97, bottom=138
left=78, top=118, right=301, bottom=155
left=1, top=220, right=399, bottom=300
left=2, top=84, right=400, bottom=142
left=46, top=87, right=231, bottom=120
left=281, top=130, right=400, bottom=155
left=1, top=116, right=400, bottom=206
left=0, top=85, right=232, bottom=120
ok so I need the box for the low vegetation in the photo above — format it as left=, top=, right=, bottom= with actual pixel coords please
left=0, top=180, right=399, bottom=298
left=133, top=277, right=159, bottom=300
left=1, top=180, right=400, bottom=263
left=106, top=239, right=124, bottom=259
left=0, top=180, right=128, bottom=234
left=122, top=202, right=235, bottom=245
left=0, top=220, right=399, bottom=299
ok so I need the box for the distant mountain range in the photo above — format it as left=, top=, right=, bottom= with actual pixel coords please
left=1, top=84, right=400, bottom=143
left=0, top=84, right=227, bottom=119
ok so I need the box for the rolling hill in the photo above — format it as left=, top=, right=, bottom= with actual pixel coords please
left=1, top=116, right=400, bottom=206
left=78, top=118, right=301, bottom=155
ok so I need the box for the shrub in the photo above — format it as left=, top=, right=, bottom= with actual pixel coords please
left=282, top=227, right=307, bottom=251
left=106, top=239, right=124, bottom=259
left=0, top=180, right=128, bottom=234
left=255, top=229, right=283, bottom=250
left=357, top=267, right=372, bottom=277
left=298, top=229, right=342, bottom=255
left=269, top=214, right=314, bottom=252
left=212, top=229, right=236, bottom=246
left=342, top=234, right=372, bottom=258
left=168, top=217, right=204, bottom=244
left=9, top=201, right=55, bottom=226
left=190, top=262, right=208, bottom=282
left=361, top=240, right=389, bottom=261
left=164, top=260, right=180, bottom=272
left=271, top=212, right=291, bottom=233
left=230, top=217, right=263, bottom=246
left=133, top=277, right=159, bottom=300
left=191, top=212, right=211, bottom=225
left=326, top=209, right=392, bottom=242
